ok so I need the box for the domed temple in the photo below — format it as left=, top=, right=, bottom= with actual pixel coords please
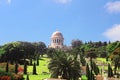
left=49, top=31, right=64, bottom=48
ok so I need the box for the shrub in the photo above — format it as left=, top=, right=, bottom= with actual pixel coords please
left=0, top=63, right=15, bottom=73
left=0, top=76, right=11, bottom=80
left=12, top=73, right=24, bottom=80
left=0, top=68, right=13, bottom=80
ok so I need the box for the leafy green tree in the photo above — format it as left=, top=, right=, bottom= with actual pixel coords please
left=71, top=39, right=83, bottom=48
left=1, top=42, right=22, bottom=63
left=32, top=42, right=46, bottom=56
left=46, top=48, right=56, bottom=58
left=20, top=41, right=35, bottom=58
left=48, top=51, right=81, bottom=80
left=0, top=41, right=36, bottom=63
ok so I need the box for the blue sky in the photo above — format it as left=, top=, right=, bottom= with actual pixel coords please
left=0, top=0, right=120, bottom=46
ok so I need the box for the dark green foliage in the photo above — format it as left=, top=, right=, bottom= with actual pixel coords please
left=107, top=41, right=120, bottom=55
left=0, top=69, right=13, bottom=79
left=86, top=49, right=97, bottom=58
left=80, top=55, right=86, bottom=66
left=32, top=41, right=46, bottom=56
left=15, top=62, right=18, bottom=74
left=108, top=63, right=113, bottom=77
left=0, top=41, right=46, bottom=63
left=33, top=62, right=37, bottom=75
left=24, top=62, right=27, bottom=74
left=46, top=48, right=56, bottom=58
left=0, top=41, right=46, bottom=64
left=71, top=39, right=83, bottom=48
left=6, top=62, right=9, bottom=72
left=113, top=55, right=120, bottom=74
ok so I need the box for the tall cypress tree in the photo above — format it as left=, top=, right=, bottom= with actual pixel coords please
left=37, top=58, right=39, bottom=66
left=26, top=74, right=29, bottom=80
left=86, top=63, right=91, bottom=80
left=92, top=61, right=99, bottom=75
left=24, top=62, right=27, bottom=74
left=91, top=70, right=95, bottom=80
left=15, top=62, right=18, bottom=74
left=6, top=62, right=9, bottom=72
left=108, top=63, right=113, bottom=77
left=33, top=62, right=37, bottom=75
left=30, top=58, right=32, bottom=65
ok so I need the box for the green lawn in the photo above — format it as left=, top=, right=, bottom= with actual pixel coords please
left=23, top=58, right=119, bottom=80
left=24, top=58, right=50, bottom=80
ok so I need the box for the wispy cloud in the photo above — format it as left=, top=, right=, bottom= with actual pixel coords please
left=53, top=0, right=72, bottom=4
left=103, top=24, right=120, bottom=41
left=105, top=1, right=120, bottom=13
left=0, top=0, right=11, bottom=5
left=7, top=0, right=11, bottom=5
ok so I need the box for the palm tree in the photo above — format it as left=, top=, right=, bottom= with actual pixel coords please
left=48, top=51, right=81, bottom=80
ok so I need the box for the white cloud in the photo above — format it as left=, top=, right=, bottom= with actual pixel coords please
left=103, top=24, right=120, bottom=41
left=7, top=0, right=11, bottom=4
left=53, top=0, right=72, bottom=4
left=105, top=1, right=120, bottom=13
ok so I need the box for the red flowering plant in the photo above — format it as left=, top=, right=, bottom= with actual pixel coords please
left=0, top=76, right=11, bottom=80
left=18, top=65, right=24, bottom=74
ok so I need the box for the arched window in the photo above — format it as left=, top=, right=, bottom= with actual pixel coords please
left=57, top=39, right=58, bottom=43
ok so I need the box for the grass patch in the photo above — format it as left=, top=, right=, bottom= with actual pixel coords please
left=24, top=58, right=50, bottom=80
left=81, top=75, right=87, bottom=80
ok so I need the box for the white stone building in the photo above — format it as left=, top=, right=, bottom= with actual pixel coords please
left=49, top=31, right=64, bottom=48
